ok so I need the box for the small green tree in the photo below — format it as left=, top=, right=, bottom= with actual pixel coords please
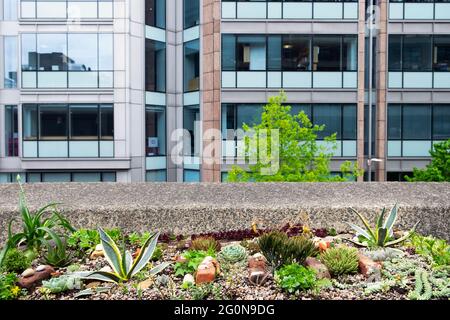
left=406, top=139, right=450, bottom=182
left=227, top=92, right=362, bottom=182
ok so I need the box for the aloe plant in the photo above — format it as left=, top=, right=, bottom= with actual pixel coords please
left=82, top=228, right=170, bottom=283
left=347, top=204, right=420, bottom=248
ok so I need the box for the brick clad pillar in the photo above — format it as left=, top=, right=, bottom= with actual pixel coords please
left=201, top=0, right=222, bottom=182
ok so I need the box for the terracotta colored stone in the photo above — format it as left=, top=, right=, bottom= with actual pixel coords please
left=18, top=265, right=55, bottom=290
left=137, top=278, right=154, bottom=290
left=248, top=254, right=267, bottom=270
left=195, top=257, right=219, bottom=284
left=305, top=257, right=331, bottom=279
left=174, top=255, right=187, bottom=264
left=248, top=254, right=269, bottom=286
left=358, top=254, right=382, bottom=277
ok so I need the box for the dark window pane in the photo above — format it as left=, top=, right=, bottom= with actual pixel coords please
left=313, top=104, right=342, bottom=139
left=5, top=105, right=18, bottom=157
left=388, top=36, right=402, bottom=71
left=184, top=39, right=200, bottom=92
left=403, top=105, right=431, bottom=139
left=146, top=106, right=166, bottom=156
left=342, top=36, right=357, bottom=71
left=70, top=105, right=99, bottom=139
left=343, top=105, right=357, bottom=140
left=313, top=36, right=341, bottom=71
left=237, top=104, right=263, bottom=129
left=290, top=104, right=312, bottom=120
left=403, top=36, right=432, bottom=71
left=388, top=105, right=402, bottom=139
left=145, top=39, right=166, bottom=92
left=268, top=36, right=282, bottom=71
left=282, top=35, right=311, bottom=71
left=222, top=35, right=236, bottom=71
left=433, top=36, right=450, bottom=72
left=236, top=36, right=266, bottom=71
left=145, top=0, right=165, bottom=29
left=101, top=105, right=114, bottom=140
left=433, top=105, right=450, bottom=140
left=184, top=0, right=199, bottom=29
left=23, top=104, right=38, bottom=140
left=39, top=105, right=68, bottom=140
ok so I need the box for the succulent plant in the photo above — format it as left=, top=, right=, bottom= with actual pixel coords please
left=363, top=248, right=404, bottom=262
left=320, top=246, right=359, bottom=276
left=218, top=244, right=248, bottom=264
left=42, top=275, right=82, bottom=293
left=191, top=236, right=221, bottom=252
left=347, top=204, right=419, bottom=248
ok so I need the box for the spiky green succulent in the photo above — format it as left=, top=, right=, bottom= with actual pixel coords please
left=218, top=244, right=248, bottom=264
left=347, top=204, right=419, bottom=248
left=320, top=246, right=359, bottom=276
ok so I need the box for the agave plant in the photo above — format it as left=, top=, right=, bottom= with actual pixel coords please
left=347, top=204, right=420, bottom=248
left=40, top=227, right=73, bottom=268
left=82, top=228, right=170, bottom=283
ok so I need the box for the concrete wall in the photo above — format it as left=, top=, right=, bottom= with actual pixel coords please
left=0, top=182, right=448, bottom=241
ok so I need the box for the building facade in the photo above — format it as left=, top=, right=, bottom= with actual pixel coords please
left=0, top=0, right=449, bottom=183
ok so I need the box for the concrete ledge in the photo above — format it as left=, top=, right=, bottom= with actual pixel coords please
left=0, top=182, right=449, bottom=241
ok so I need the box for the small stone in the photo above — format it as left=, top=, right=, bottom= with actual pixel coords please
left=174, top=255, right=187, bottom=264
left=95, top=244, right=103, bottom=251
left=249, top=271, right=269, bottom=286
left=100, top=266, right=113, bottom=273
left=86, top=281, right=101, bottom=289
left=248, top=254, right=267, bottom=269
left=248, top=254, right=269, bottom=286
left=183, top=274, right=195, bottom=286
left=137, top=278, right=154, bottom=290
left=305, top=257, right=331, bottom=279
left=90, top=250, right=104, bottom=259
left=36, top=265, right=47, bottom=272
left=358, top=254, right=382, bottom=277
left=195, top=256, right=219, bottom=284
left=22, top=268, right=35, bottom=278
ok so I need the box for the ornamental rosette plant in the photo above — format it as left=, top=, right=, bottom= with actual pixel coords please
left=81, top=228, right=170, bottom=283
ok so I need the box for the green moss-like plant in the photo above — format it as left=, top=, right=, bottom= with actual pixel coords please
left=218, top=244, right=248, bottom=264
left=190, top=237, right=221, bottom=252
left=0, top=248, right=31, bottom=273
left=320, top=246, right=359, bottom=276
left=275, top=263, right=317, bottom=293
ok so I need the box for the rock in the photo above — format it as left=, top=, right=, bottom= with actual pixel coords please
left=358, top=254, right=382, bottom=277
left=174, top=255, right=187, bottom=264
left=248, top=254, right=269, bottom=286
left=95, top=244, right=103, bottom=251
left=183, top=274, right=195, bottom=286
left=100, top=266, right=113, bottom=273
left=137, top=278, right=154, bottom=290
left=22, top=268, right=35, bottom=278
left=305, top=257, right=331, bottom=279
left=317, top=240, right=331, bottom=252
left=18, top=265, right=55, bottom=290
left=86, top=281, right=101, bottom=289
left=90, top=248, right=104, bottom=259
left=195, top=257, right=220, bottom=284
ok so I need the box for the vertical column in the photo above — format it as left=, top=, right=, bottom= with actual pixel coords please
left=357, top=0, right=366, bottom=182
left=201, top=0, right=221, bottom=182
left=376, top=0, right=388, bottom=181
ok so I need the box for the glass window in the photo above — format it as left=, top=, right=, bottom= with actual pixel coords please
left=221, top=104, right=236, bottom=138
left=237, top=104, right=263, bottom=129
left=433, top=36, right=450, bottom=72
left=236, top=36, right=266, bottom=71
left=342, top=105, right=357, bottom=140
left=4, top=36, right=17, bottom=88
left=184, top=39, right=200, bottom=92
left=282, top=35, right=311, bottom=71
left=98, top=33, right=113, bottom=70
left=5, top=106, right=18, bottom=157
left=145, top=0, right=165, bottom=29
left=183, top=105, right=200, bottom=156
left=68, top=34, right=98, bottom=71
left=42, top=173, right=71, bottom=183
left=388, top=36, right=402, bottom=71
left=21, top=34, right=37, bottom=71
left=184, top=0, right=199, bottom=29
left=222, top=35, right=236, bottom=71
left=37, top=34, right=67, bottom=71
left=184, top=170, right=200, bottom=182
left=403, top=105, right=431, bottom=140
left=100, top=105, right=114, bottom=140
left=145, top=106, right=166, bottom=156
left=403, top=36, right=432, bottom=72
left=39, top=105, right=68, bottom=140
left=291, top=104, right=312, bottom=120
left=342, top=36, right=357, bottom=71
left=313, top=36, right=341, bottom=71
left=313, top=104, right=342, bottom=139
left=3, top=0, right=18, bottom=20
left=433, top=105, right=450, bottom=140
left=145, top=39, right=166, bottom=92
left=72, top=172, right=102, bottom=182
left=23, top=104, right=38, bottom=140
left=268, top=36, right=282, bottom=71
left=388, top=105, right=402, bottom=140
left=70, top=105, right=99, bottom=140
left=146, top=170, right=167, bottom=182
